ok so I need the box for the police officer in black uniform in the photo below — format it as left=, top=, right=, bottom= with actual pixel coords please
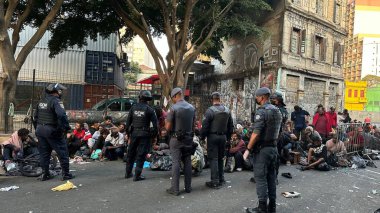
left=270, top=91, right=289, bottom=183
left=165, top=88, right=195, bottom=196
left=245, top=87, right=282, bottom=213
left=33, top=83, right=73, bottom=181
left=201, top=92, right=233, bottom=189
left=125, top=90, right=158, bottom=181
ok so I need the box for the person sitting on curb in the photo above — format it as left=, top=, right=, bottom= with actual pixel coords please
left=225, top=132, right=246, bottom=172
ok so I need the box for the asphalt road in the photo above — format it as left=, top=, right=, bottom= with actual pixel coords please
left=1, top=161, right=379, bottom=213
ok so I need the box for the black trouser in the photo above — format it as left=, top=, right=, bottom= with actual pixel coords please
left=3, top=145, right=39, bottom=161
left=68, top=138, right=82, bottom=157
left=125, top=134, right=150, bottom=177
left=169, top=137, right=192, bottom=192
left=36, top=125, right=70, bottom=175
left=104, top=142, right=124, bottom=161
left=92, top=136, right=105, bottom=150
left=207, top=134, right=226, bottom=183
left=226, top=151, right=244, bottom=169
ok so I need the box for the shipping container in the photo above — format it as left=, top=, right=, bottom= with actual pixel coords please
left=16, top=47, right=85, bottom=84
left=15, top=81, right=84, bottom=111
left=17, top=26, right=117, bottom=53
left=85, top=51, right=120, bottom=85
left=83, top=84, right=123, bottom=109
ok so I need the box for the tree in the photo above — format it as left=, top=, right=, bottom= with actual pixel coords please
left=49, top=0, right=272, bottom=99
left=0, top=0, right=65, bottom=133
left=124, top=61, right=141, bottom=91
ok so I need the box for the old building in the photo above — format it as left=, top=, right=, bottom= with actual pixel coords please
left=194, top=0, right=347, bottom=123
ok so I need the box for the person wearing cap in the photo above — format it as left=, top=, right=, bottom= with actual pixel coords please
left=165, top=87, right=196, bottom=196
left=125, top=90, right=158, bottom=181
left=244, top=87, right=282, bottom=213
left=33, top=83, right=74, bottom=181
left=270, top=91, right=288, bottom=127
left=200, top=91, right=233, bottom=189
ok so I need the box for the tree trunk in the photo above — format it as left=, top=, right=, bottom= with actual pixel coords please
left=0, top=66, right=18, bottom=133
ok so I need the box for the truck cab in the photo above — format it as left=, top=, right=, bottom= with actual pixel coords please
left=91, top=97, right=136, bottom=112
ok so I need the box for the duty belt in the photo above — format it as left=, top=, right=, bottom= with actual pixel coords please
left=37, top=122, right=57, bottom=127
left=210, top=132, right=226, bottom=135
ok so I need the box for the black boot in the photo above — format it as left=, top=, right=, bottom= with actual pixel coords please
left=268, top=200, right=276, bottom=213
left=38, top=170, right=52, bottom=181
left=205, top=181, right=221, bottom=189
left=62, top=172, right=75, bottom=181
left=246, top=201, right=267, bottom=213
left=133, top=167, right=145, bottom=181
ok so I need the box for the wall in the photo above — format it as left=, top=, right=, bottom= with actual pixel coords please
left=361, top=37, right=380, bottom=78
left=344, top=81, right=367, bottom=111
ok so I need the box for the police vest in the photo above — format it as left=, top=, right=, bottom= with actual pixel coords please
left=258, top=104, right=282, bottom=146
left=209, top=105, right=230, bottom=134
left=37, top=97, right=58, bottom=125
left=174, top=102, right=195, bottom=133
left=132, top=103, right=151, bottom=131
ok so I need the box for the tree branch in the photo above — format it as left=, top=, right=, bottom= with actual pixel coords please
left=4, top=0, right=17, bottom=29
left=11, top=0, right=34, bottom=55
left=15, top=0, right=64, bottom=68
left=179, top=0, right=195, bottom=53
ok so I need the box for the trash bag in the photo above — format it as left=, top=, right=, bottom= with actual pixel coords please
left=327, top=154, right=339, bottom=167
left=351, top=156, right=366, bottom=169
left=315, top=162, right=331, bottom=171
left=150, top=153, right=172, bottom=171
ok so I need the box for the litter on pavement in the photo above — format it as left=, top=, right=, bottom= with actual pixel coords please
left=51, top=181, right=77, bottom=191
left=0, top=185, right=20, bottom=192
left=281, top=191, right=301, bottom=198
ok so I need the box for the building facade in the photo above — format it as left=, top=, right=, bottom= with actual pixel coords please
left=194, top=0, right=347, bottom=123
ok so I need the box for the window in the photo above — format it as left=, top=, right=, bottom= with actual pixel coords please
left=108, top=101, right=121, bottom=111
left=314, top=35, right=326, bottom=61
left=360, top=90, right=365, bottom=98
left=348, top=89, right=352, bottom=97
left=290, top=28, right=306, bottom=54
left=334, top=2, right=341, bottom=23
left=316, top=0, right=324, bottom=16
left=354, top=90, right=358, bottom=97
left=124, top=101, right=134, bottom=111
left=333, top=42, right=343, bottom=66
left=233, top=78, right=244, bottom=91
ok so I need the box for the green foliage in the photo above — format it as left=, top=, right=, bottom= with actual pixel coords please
left=124, top=61, right=141, bottom=89
left=48, top=0, right=272, bottom=63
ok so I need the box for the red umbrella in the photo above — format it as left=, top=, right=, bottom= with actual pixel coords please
left=137, top=74, right=160, bottom=84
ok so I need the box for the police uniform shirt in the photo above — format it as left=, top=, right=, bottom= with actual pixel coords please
left=200, top=104, right=233, bottom=139
left=125, top=103, right=158, bottom=133
left=34, top=94, right=70, bottom=130
left=252, top=102, right=282, bottom=139
left=166, top=100, right=195, bottom=133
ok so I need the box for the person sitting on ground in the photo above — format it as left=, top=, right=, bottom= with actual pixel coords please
left=300, top=136, right=328, bottom=171
left=278, top=121, right=298, bottom=165
left=2, top=128, right=38, bottom=164
left=300, top=126, right=322, bottom=151
left=102, top=127, right=125, bottom=161
left=192, top=129, right=205, bottom=176
left=226, top=132, right=246, bottom=172
left=101, top=116, right=115, bottom=129
left=326, top=133, right=347, bottom=157
left=67, top=122, right=92, bottom=157
left=89, top=122, right=100, bottom=135
left=91, top=127, right=109, bottom=158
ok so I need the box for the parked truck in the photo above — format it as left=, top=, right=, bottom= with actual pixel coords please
left=66, top=97, right=137, bottom=124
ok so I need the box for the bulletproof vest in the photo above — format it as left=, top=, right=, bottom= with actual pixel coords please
left=173, top=101, right=195, bottom=132
left=132, top=103, right=151, bottom=130
left=278, top=106, right=289, bottom=124
left=37, top=97, right=58, bottom=125
left=259, top=104, right=282, bottom=146
left=209, top=105, right=230, bottom=133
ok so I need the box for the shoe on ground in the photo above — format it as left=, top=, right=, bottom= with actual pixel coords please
left=184, top=187, right=192, bottom=193
left=250, top=177, right=256, bottom=183
left=281, top=172, right=292, bottom=179
left=62, top=173, right=75, bottom=181
left=268, top=201, right=276, bottom=213
left=236, top=168, right=242, bottom=172
left=166, top=188, right=180, bottom=196
left=205, top=181, right=222, bottom=189
left=219, top=179, right=227, bottom=186
left=38, top=173, right=53, bottom=181
left=133, top=175, right=145, bottom=182
left=125, top=172, right=133, bottom=179
left=246, top=207, right=267, bottom=213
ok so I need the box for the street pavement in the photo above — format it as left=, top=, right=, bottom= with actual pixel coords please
left=0, top=160, right=379, bottom=213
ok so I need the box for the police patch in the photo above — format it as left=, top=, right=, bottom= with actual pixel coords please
left=39, top=103, right=47, bottom=109
left=255, top=115, right=261, bottom=120
left=134, top=111, right=145, bottom=117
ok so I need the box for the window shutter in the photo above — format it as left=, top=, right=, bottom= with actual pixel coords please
left=338, top=44, right=343, bottom=66
left=290, top=28, right=294, bottom=52
left=301, top=29, right=306, bottom=54
left=312, top=35, right=316, bottom=59
left=322, top=38, right=327, bottom=61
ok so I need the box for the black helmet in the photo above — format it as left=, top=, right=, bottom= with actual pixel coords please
left=139, top=90, right=152, bottom=101
left=270, top=91, right=283, bottom=100
left=45, top=83, right=67, bottom=96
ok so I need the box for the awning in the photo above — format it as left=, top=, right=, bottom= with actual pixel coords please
left=137, top=74, right=160, bottom=84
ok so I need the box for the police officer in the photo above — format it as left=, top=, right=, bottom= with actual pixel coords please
left=125, top=90, right=158, bottom=181
left=245, top=87, right=282, bottom=213
left=270, top=91, right=289, bottom=183
left=165, top=88, right=195, bottom=196
left=33, top=83, right=73, bottom=181
left=200, top=92, right=233, bottom=189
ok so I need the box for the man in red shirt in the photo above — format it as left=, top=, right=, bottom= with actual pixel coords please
left=67, top=122, right=92, bottom=157
left=312, top=106, right=332, bottom=143
left=327, top=107, right=337, bottom=128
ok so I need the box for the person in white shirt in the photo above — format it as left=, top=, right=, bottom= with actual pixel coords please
left=102, top=127, right=125, bottom=160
